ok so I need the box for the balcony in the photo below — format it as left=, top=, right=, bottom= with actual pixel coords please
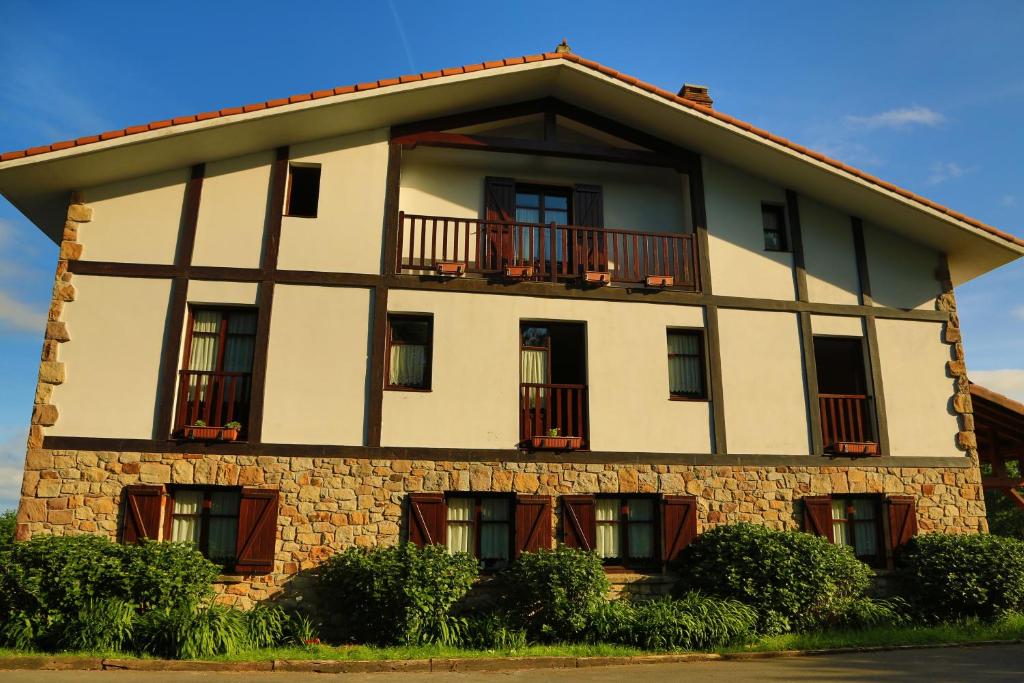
left=398, top=213, right=699, bottom=291
left=520, top=383, right=589, bottom=450
left=818, top=393, right=877, bottom=455
left=174, top=370, right=252, bottom=439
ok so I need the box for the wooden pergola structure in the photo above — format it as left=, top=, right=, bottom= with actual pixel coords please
left=973, top=383, right=1024, bottom=509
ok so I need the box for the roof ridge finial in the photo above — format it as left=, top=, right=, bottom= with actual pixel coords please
left=555, top=38, right=571, bottom=54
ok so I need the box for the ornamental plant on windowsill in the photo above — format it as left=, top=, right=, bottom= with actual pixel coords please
left=529, top=427, right=583, bottom=451
left=183, top=420, right=241, bottom=442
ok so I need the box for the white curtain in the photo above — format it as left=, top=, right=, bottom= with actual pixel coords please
left=188, top=312, right=220, bottom=372
left=668, top=334, right=702, bottom=395
left=521, top=349, right=548, bottom=408
left=480, top=499, right=509, bottom=560
left=852, top=499, right=877, bottom=557
left=831, top=499, right=849, bottom=547
left=595, top=499, right=620, bottom=559
left=446, top=498, right=473, bottom=555
left=627, top=499, right=654, bottom=559
left=389, top=345, right=426, bottom=387
left=171, top=491, right=202, bottom=546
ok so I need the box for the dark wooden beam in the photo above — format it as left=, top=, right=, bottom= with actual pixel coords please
left=394, top=131, right=684, bottom=169
left=40, top=435, right=976, bottom=469
left=851, top=216, right=873, bottom=306
left=246, top=147, right=289, bottom=443
left=689, top=159, right=712, bottom=294
left=366, top=285, right=389, bottom=447
left=851, top=216, right=890, bottom=455
left=390, top=99, right=551, bottom=138
left=151, top=163, right=204, bottom=440
left=786, top=190, right=822, bottom=455
left=704, top=304, right=727, bottom=455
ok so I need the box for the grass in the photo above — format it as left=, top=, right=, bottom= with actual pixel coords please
left=2, top=615, right=1022, bottom=663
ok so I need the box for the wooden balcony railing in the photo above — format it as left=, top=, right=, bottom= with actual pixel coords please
left=520, top=383, right=589, bottom=446
left=174, top=370, right=252, bottom=435
left=819, top=393, right=874, bottom=448
left=398, top=212, right=699, bottom=290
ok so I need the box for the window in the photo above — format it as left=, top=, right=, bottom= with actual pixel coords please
left=829, top=496, right=883, bottom=565
left=814, top=336, right=875, bottom=449
left=286, top=164, right=321, bottom=218
left=667, top=329, right=706, bottom=399
left=446, top=495, right=512, bottom=569
left=515, top=185, right=571, bottom=226
left=176, top=307, right=257, bottom=434
left=169, top=487, right=241, bottom=566
left=762, top=203, right=788, bottom=251
left=594, top=496, right=658, bottom=567
left=386, top=315, right=433, bottom=390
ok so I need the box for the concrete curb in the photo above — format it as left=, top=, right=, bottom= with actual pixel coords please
left=0, top=639, right=1020, bottom=673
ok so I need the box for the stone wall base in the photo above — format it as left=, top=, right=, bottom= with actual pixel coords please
left=16, top=449, right=986, bottom=609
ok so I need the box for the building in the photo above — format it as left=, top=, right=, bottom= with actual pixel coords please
left=3, top=47, right=1022, bottom=605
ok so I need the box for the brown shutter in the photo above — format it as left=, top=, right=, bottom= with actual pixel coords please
left=887, top=495, right=918, bottom=551
left=572, top=185, right=606, bottom=272
left=572, top=184, right=604, bottom=228
left=802, top=496, right=834, bottom=542
left=120, top=485, right=165, bottom=543
left=515, top=495, right=552, bottom=557
left=234, top=488, right=279, bottom=574
left=407, top=493, right=446, bottom=546
left=484, top=177, right=516, bottom=269
left=662, top=495, right=698, bottom=563
left=561, top=495, right=596, bottom=551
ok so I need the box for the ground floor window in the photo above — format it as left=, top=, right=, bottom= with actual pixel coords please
left=446, top=495, right=512, bottom=569
left=829, top=496, right=883, bottom=565
left=595, top=496, right=657, bottom=566
left=169, top=487, right=241, bottom=566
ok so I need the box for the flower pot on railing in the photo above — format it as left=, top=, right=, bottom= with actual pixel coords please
left=583, top=271, right=611, bottom=286
left=830, top=441, right=879, bottom=457
left=529, top=434, right=583, bottom=451
left=435, top=261, right=467, bottom=277
left=183, top=422, right=241, bottom=442
left=645, top=274, right=674, bottom=288
left=504, top=264, right=535, bottom=279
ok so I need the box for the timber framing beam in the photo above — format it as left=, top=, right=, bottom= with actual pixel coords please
left=787, top=189, right=823, bottom=456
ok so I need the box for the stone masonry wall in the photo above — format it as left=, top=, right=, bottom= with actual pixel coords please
left=16, top=449, right=987, bottom=608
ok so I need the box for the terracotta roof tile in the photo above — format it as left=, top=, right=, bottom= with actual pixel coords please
left=0, top=50, right=1017, bottom=249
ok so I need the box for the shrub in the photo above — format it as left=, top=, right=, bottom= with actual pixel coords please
left=834, top=596, right=909, bottom=630
left=319, top=543, right=478, bottom=646
left=500, top=546, right=609, bottom=643
left=135, top=604, right=247, bottom=659
left=0, top=510, right=15, bottom=550
left=673, top=523, right=872, bottom=634
left=588, top=593, right=757, bottom=650
left=896, top=533, right=1024, bottom=622
left=460, top=611, right=528, bottom=650
left=243, top=604, right=289, bottom=649
left=56, top=597, right=136, bottom=652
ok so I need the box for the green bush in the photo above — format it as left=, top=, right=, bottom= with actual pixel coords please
left=673, top=523, right=873, bottom=634
left=135, top=604, right=247, bottom=659
left=460, top=611, right=528, bottom=650
left=500, top=546, right=609, bottom=643
left=319, top=543, right=478, bottom=646
left=56, top=597, right=137, bottom=652
left=0, top=510, right=15, bottom=551
left=588, top=593, right=757, bottom=650
left=834, top=597, right=909, bottom=630
left=896, top=533, right=1024, bottom=622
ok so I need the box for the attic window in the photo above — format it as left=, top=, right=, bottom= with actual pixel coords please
left=286, top=165, right=321, bottom=218
left=761, top=203, right=788, bottom=252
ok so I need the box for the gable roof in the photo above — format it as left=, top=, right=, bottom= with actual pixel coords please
left=1, top=50, right=1020, bottom=283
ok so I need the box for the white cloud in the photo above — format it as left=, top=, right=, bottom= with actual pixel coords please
left=846, top=106, right=946, bottom=130
left=1013, top=305, right=1024, bottom=321
left=971, top=369, right=1024, bottom=403
left=0, top=429, right=26, bottom=512
left=0, top=291, right=45, bottom=332
left=927, top=161, right=974, bottom=185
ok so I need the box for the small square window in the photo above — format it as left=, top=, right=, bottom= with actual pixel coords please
left=762, top=204, right=788, bottom=251
left=829, top=496, right=884, bottom=566
left=386, top=315, right=433, bottom=390
left=169, top=486, right=240, bottom=566
left=445, top=494, right=512, bottom=570
left=286, top=165, right=321, bottom=218
left=595, top=496, right=658, bottom=567
left=667, top=329, right=706, bottom=400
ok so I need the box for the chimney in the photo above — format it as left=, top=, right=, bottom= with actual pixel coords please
left=678, top=83, right=713, bottom=108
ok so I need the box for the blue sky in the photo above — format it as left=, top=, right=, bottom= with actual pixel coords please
left=0, top=1, right=1022, bottom=509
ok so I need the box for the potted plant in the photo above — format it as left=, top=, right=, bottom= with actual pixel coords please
left=222, top=421, right=242, bottom=442
left=183, top=420, right=242, bottom=441
left=504, top=264, right=535, bottom=279
left=831, top=441, right=880, bottom=457
left=529, top=427, right=583, bottom=451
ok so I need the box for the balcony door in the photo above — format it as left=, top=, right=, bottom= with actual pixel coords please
left=175, top=308, right=257, bottom=436
left=519, top=322, right=588, bottom=445
left=814, top=337, right=875, bottom=450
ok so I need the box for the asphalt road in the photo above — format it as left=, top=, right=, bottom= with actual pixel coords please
left=4, top=644, right=1024, bottom=682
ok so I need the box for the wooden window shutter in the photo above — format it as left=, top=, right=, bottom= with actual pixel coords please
left=662, top=495, right=698, bottom=563
left=561, top=495, right=596, bottom=551
left=802, top=495, right=834, bottom=542
left=407, top=493, right=446, bottom=546
left=234, top=488, right=279, bottom=574
left=120, top=484, right=165, bottom=544
left=484, top=177, right=516, bottom=269
left=515, top=495, right=552, bottom=557
left=572, top=184, right=604, bottom=228
left=887, top=495, right=918, bottom=551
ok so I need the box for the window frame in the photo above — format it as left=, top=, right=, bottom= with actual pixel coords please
left=761, top=202, right=789, bottom=252
left=594, top=494, right=661, bottom=570
left=181, top=305, right=259, bottom=375
left=284, top=163, right=322, bottom=218
left=829, top=495, right=885, bottom=568
left=444, top=492, right=515, bottom=571
left=666, top=327, right=709, bottom=401
left=384, top=313, right=434, bottom=392
left=514, top=183, right=573, bottom=226
left=166, top=485, right=242, bottom=568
